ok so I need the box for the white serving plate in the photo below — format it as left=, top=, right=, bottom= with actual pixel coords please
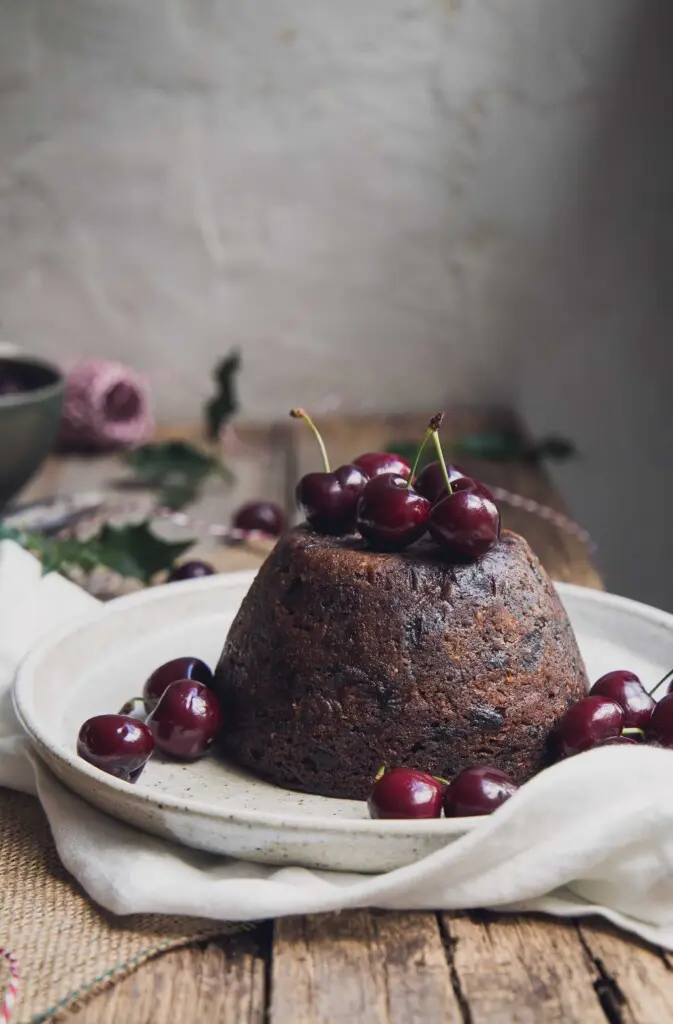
left=13, top=573, right=673, bottom=873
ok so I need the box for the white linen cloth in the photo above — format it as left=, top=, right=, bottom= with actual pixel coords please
left=2, top=539, right=673, bottom=946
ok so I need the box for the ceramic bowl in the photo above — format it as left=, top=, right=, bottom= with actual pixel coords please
left=0, top=353, right=64, bottom=507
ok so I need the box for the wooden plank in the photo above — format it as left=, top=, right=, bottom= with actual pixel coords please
left=577, top=920, right=673, bottom=1024
left=67, top=932, right=266, bottom=1024
left=441, top=912, right=606, bottom=1024
left=271, top=911, right=460, bottom=1024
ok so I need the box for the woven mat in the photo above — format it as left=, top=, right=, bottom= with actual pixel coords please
left=0, top=788, right=237, bottom=1024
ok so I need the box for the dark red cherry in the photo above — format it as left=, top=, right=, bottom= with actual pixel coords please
left=77, top=714, right=155, bottom=781
left=368, top=768, right=443, bottom=819
left=296, top=464, right=368, bottom=535
left=589, top=670, right=654, bottom=729
left=443, top=766, right=518, bottom=817
left=144, top=656, right=213, bottom=711
left=414, top=461, right=468, bottom=504
left=232, top=501, right=285, bottom=536
left=353, top=452, right=411, bottom=480
left=553, top=696, right=625, bottom=758
left=356, top=473, right=431, bottom=551
left=167, top=560, right=216, bottom=582
left=146, top=680, right=223, bottom=759
left=645, top=693, right=673, bottom=748
left=428, top=488, right=500, bottom=560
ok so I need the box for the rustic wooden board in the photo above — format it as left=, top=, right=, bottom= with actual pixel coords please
left=576, top=921, right=673, bottom=1024
left=441, top=912, right=606, bottom=1024
left=66, top=934, right=267, bottom=1024
left=271, top=911, right=461, bottom=1024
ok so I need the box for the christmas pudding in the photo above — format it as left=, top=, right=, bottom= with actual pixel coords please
left=214, top=524, right=588, bottom=799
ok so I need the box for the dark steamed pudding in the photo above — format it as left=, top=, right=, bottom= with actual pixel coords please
left=213, top=526, right=588, bottom=800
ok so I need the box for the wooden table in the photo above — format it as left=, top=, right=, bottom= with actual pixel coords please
left=22, top=413, right=672, bottom=1023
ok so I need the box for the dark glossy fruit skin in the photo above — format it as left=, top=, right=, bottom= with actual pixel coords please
left=144, top=656, right=213, bottom=711
left=233, top=501, right=285, bottom=536
left=353, top=452, right=411, bottom=480
left=414, top=462, right=468, bottom=504
left=589, top=670, right=655, bottom=729
left=296, top=464, right=368, bottom=535
left=146, top=680, right=223, bottom=759
left=167, top=561, right=216, bottom=582
left=77, top=714, right=155, bottom=781
left=553, top=696, right=624, bottom=757
left=443, top=766, right=518, bottom=817
left=356, top=473, right=431, bottom=551
left=429, top=489, right=500, bottom=560
left=645, top=693, right=673, bottom=748
left=367, top=768, right=443, bottom=819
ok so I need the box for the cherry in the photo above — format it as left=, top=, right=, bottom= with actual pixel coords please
left=429, top=490, right=501, bottom=561
left=291, top=409, right=368, bottom=534
left=414, top=461, right=468, bottom=504
left=367, top=768, right=443, bottom=819
left=146, top=680, right=223, bottom=759
left=412, top=416, right=500, bottom=561
left=167, top=560, right=215, bottom=582
left=443, top=766, right=518, bottom=817
left=296, top=464, right=368, bottom=535
left=356, top=473, right=430, bottom=551
left=232, top=501, right=285, bottom=536
left=589, top=670, right=655, bottom=729
left=553, top=696, right=625, bottom=758
left=143, top=656, right=213, bottom=711
left=353, top=452, right=411, bottom=480
left=77, top=714, right=154, bottom=781
left=645, top=693, right=673, bottom=748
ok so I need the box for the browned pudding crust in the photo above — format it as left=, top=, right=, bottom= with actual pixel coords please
left=214, top=527, right=588, bottom=799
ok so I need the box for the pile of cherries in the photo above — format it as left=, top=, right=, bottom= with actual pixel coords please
left=77, top=656, right=223, bottom=782
left=369, top=665, right=673, bottom=819
left=292, top=409, right=500, bottom=560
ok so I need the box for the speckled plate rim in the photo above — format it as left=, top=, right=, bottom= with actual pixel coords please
left=14, top=573, right=673, bottom=839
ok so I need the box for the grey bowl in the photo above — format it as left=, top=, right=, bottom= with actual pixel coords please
left=0, top=354, right=65, bottom=508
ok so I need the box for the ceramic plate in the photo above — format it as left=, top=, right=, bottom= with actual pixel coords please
left=14, top=573, right=673, bottom=872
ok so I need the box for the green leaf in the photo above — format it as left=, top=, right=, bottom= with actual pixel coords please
left=93, top=523, right=192, bottom=584
left=0, top=520, right=193, bottom=584
left=125, top=441, right=218, bottom=484
left=205, top=350, right=240, bottom=440
left=386, top=431, right=577, bottom=466
left=123, top=441, right=223, bottom=510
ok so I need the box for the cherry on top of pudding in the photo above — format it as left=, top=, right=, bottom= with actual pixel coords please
left=291, top=408, right=501, bottom=562
left=353, top=452, right=411, bottom=480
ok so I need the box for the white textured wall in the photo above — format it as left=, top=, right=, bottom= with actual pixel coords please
left=1, top=1, right=672, bottom=609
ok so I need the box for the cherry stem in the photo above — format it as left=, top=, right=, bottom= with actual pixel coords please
left=374, top=765, right=386, bottom=781
left=428, top=412, right=453, bottom=497
left=621, top=727, right=645, bottom=737
left=119, top=697, right=144, bottom=714
left=647, top=667, right=673, bottom=698
left=290, top=408, right=330, bottom=473
left=407, top=429, right=433, bottom=490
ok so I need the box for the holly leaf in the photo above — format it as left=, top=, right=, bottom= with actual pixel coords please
left=93, top=523, right=192, bottom=583
left=205, top=350, right=240, bottom=440
left=125, top=441, right=218, bottom=485
left=123, top=441, right=224, bottom=510
left=385, top=431, right=577, bottom=467
left=0, top=520, right=193, bottom=583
